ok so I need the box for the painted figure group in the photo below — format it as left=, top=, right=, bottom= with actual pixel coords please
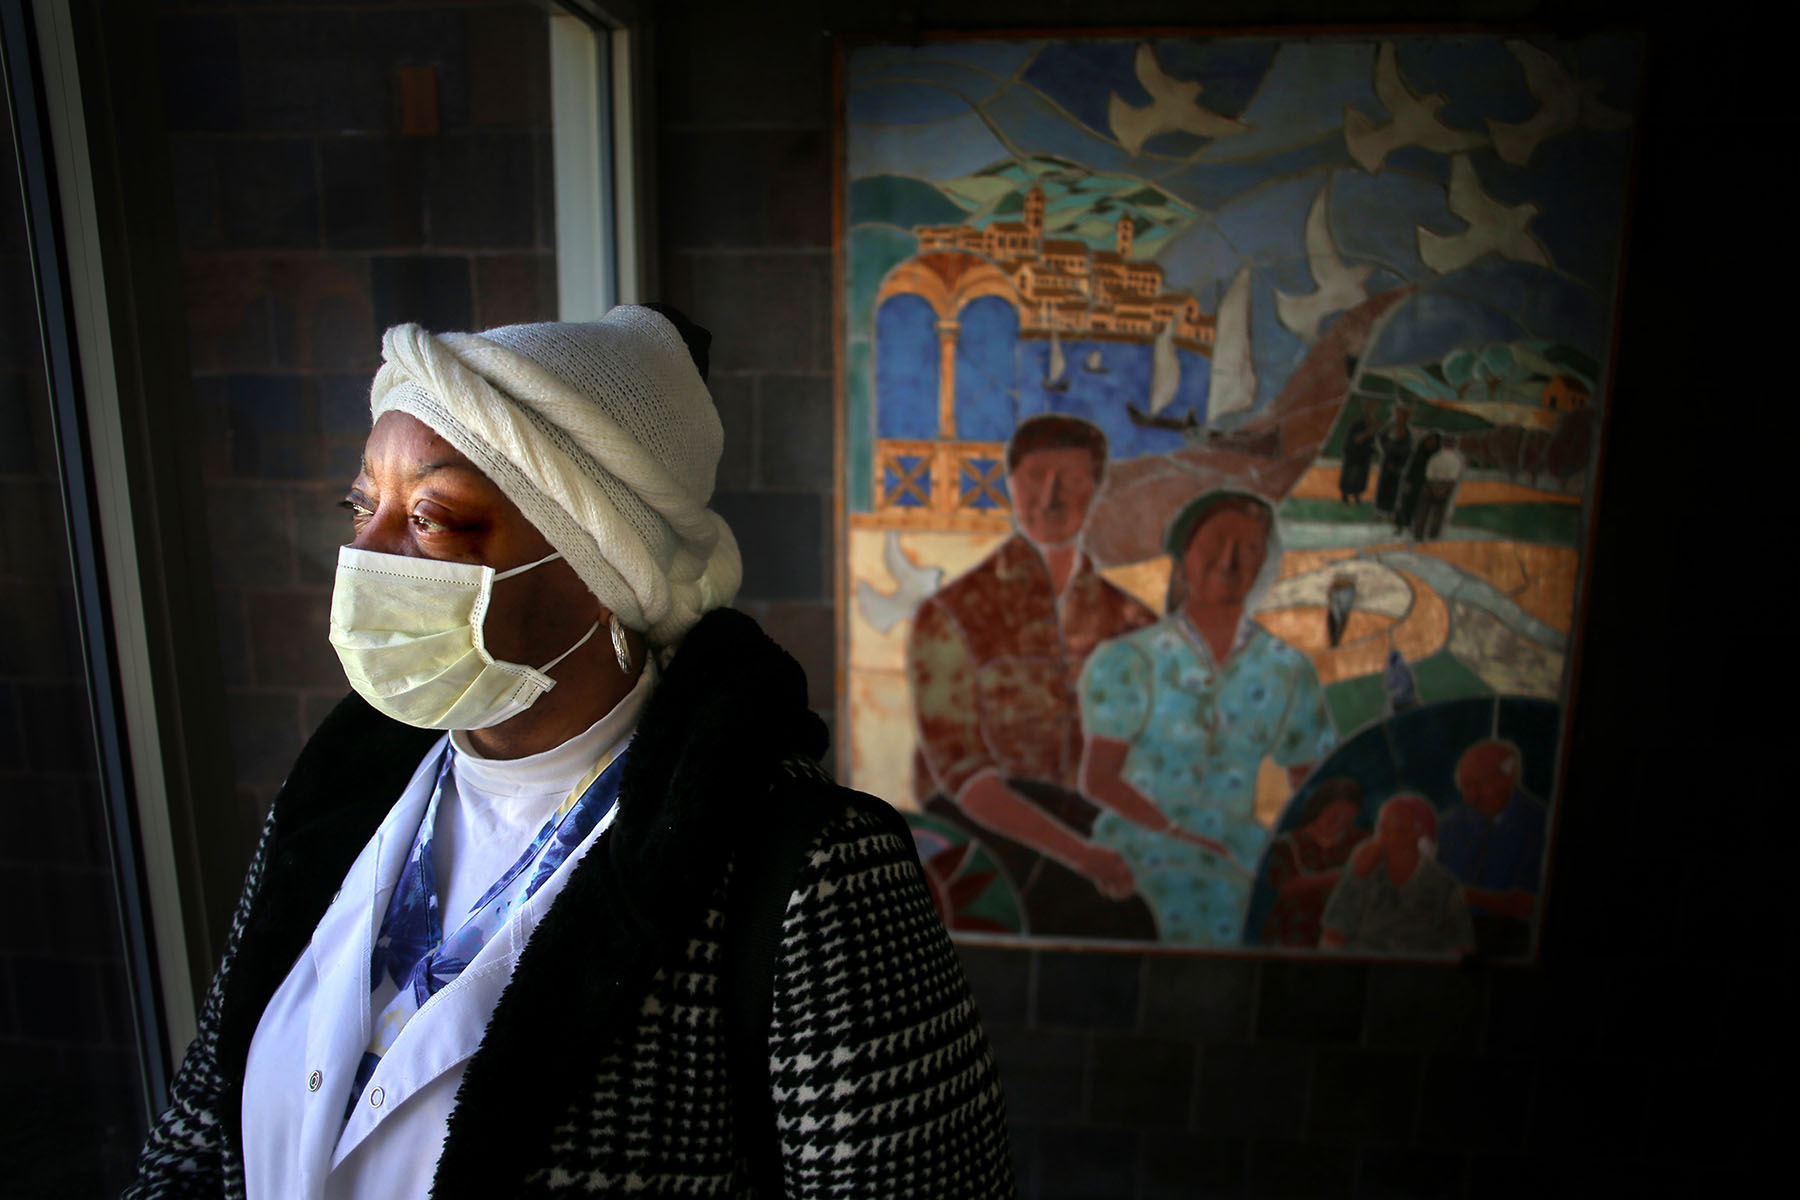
left=909, top=413, right=1542, bottom=955
left=1263, top=740, right=1546, bottom=957
left=1338, top=400, right=1464, bottom=540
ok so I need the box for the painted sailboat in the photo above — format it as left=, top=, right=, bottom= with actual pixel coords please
left=1044, top=326, right=1070, bottom=393
left=1083, top=349, right=1108, bottom=374
left=1126, top=318, right=1199, bottom=433
left=1208, top=265, right=1257, bottom=426
left=1149, top=315, right=1179, bottom=415
left=1192, top=265, right=1279, bottom=454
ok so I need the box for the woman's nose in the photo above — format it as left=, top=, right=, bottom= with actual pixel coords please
left=348, top=503, right=412, bottom=556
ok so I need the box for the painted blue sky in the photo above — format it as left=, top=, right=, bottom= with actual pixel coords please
left=847, top=33, right=1641, bottom=381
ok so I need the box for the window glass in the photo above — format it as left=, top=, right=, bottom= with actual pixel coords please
left=0, top=100, right=149, bottom=1197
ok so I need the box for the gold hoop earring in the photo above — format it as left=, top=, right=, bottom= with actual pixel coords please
left=610, top=614, right=632, bottom=674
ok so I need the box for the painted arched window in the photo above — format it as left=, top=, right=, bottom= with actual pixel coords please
left=954, top=295, right=1018, bottom=442
left=875, top=293, right=941, bottom=438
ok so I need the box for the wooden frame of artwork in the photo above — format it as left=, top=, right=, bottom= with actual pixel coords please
left=832, top=29, right=1642, bottom=960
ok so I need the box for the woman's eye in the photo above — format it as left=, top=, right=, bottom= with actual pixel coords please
left=339, top=498, right=373, bottom=524
left=411, top=511, right=448, bottom=533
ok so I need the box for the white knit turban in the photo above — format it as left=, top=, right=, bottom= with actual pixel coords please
left=369, top=306, right=742, bottom=647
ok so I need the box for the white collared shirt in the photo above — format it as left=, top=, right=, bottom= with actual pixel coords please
left=241, top=667, right=652, bottom=1200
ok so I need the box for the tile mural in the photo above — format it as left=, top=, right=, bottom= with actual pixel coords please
left=837, top=32, right=1641, bottom=957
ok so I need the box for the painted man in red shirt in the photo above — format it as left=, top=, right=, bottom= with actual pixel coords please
left=908, top=414, right=1158, bottom=939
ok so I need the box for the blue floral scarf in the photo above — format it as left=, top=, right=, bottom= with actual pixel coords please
left=348, top=740, right=632, bottom=1112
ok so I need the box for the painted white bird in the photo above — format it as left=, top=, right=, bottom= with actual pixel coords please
left=1417, top=154, right=1551, bottom=274
left=1108, top=43, right=1249, bottom=156
left=855, top=530, right=946, bottom=634
left=1487, top=39, right=1633, bottom=166
left=1275, top=184, right=1373, bottom=342
left=1344, top=42, right=1486, bottom=174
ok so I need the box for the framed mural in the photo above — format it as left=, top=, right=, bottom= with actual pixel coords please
left=835, top=31, right=1641, bottom=958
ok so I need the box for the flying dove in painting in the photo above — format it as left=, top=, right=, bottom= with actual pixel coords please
left=1108, top=43, right=1249, bottom=156
left=1344, top=42, right=1486, bottom=174
left=1275, top=184, right=1373, bottom=343
left=1487, top=39, right=1632, bottom=166
left=856, top=530, right=945, bottom=634
left=1416, top=154, right=1551, bottom=274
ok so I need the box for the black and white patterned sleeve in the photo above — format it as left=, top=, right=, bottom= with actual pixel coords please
left=766, top=798, right=1017, bottom=1199
left=123, top=808, right=278, bottom=1200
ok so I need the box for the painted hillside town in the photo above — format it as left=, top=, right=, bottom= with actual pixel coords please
left=839, top=34, right=1640, bottom=957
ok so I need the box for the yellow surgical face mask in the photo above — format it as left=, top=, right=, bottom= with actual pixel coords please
left=328, top=545, right=597, bottom=730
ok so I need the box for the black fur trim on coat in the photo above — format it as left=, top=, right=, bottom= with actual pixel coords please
left=432, top=607, right=828, bottom=1196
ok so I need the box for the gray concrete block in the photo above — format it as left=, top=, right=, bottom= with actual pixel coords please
left=1035, top=951, right=1141, bottom=1030
left=217, top=139, right=319, bottom=249
left=1193, top=1041, right=1309, bottom=1140
left=755, top=373, right=832, bottom=490
left=987, top=1026, right=1084, bottom=1123
left=1305, top=1048, right=1422, bottom=1143
left=710, top=490, right=825, bottom=601
left=1090, top=1034, right=1195, bottom=1129
left=1257, top=961, right=1366, bottom=1044
left=1142, top=956, right=1257, bottom=1044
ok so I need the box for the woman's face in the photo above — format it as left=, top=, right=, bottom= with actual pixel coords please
left=343, top=411, right=599, bottom=664
left=1307, top=799, right=1358, bottom=846
left=1180, top=507, right=1269, bottom=607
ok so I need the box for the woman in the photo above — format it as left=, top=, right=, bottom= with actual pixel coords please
left=1393, top=430, right=1443, bottom=535
left=1076, top=490, right=1337, bottom=946
left=1372, top=404, right=1414, bottom=516
left=126, top=308, right=1014, bottom=1198
left=1258, top=777, right=1369, bottom=947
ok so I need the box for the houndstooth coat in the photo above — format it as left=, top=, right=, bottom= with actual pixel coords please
left=124, top=610, right=1016, bottom=1198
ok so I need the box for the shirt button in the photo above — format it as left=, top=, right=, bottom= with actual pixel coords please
left=307, top=1070, right=322, bottom=1092
left=369, top=1086, right=385, bottom=1109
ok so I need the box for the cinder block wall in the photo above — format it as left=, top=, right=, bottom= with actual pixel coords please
left=156, top=0, right=559, bottom=840
left=653, top=6, right=840, bottom=721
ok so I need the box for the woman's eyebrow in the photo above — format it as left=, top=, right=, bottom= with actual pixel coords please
left=414, top=458, right=482, bottom=479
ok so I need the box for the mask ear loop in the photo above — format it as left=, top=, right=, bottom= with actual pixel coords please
left=493, top=549, right=563, bottom=581
left=488, top=549, right=604, bottom=677
left=474, top=550, right=569, bottom=661
left=536, top=619, right=599, bottom=675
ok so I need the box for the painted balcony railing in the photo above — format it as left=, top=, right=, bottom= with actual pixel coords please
left=868, top=438, right=1011, bottom=528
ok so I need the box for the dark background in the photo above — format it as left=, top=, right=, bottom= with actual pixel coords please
left=0, top=1, right=1780, bottom=1195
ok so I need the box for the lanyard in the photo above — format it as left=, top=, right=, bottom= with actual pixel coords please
left=350, top=740, right=632, bottom=1114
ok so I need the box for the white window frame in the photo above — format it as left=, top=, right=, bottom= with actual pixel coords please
left=550, top=3, right=650, bottom=318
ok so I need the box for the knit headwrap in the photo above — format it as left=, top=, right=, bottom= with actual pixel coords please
left=369, top=306, right=742, bottom=648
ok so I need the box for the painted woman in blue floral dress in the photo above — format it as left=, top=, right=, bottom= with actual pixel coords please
left=1077, top=491, right=1337, bottom=945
